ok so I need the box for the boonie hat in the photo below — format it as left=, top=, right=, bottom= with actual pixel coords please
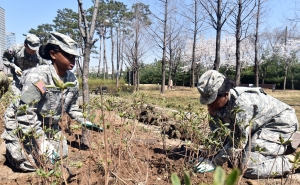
left=197, top=70, right=225, bottom=105
left=47, top=32, right=79, bottom=56
left=25, top=34, right=40, bottom=51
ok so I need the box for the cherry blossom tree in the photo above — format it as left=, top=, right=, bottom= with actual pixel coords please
left=272, top=39, right=300, bottom=90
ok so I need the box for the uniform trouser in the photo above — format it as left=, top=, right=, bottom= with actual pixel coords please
left=213, top=108, right=298, bottom=179
left=11, top=80, right=21, bottom=96
left=5, top=124, right=68, bottom=172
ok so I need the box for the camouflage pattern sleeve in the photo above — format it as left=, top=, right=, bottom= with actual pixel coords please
left=2, top=45, right=16, bottom=68
left=66, top=98, right=85, bottom=124
left=64, top=72, right=85, bottom=124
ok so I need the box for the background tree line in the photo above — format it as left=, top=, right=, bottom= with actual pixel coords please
left=26, top=0, right=300, bottom=105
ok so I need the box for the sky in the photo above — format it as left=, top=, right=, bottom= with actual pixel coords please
left=1, top=0, right=135, bottom=68
left=1, top=0, right=299, bottom=68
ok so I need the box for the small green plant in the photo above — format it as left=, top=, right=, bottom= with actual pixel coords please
left=171, top=167, right=240, bottom=185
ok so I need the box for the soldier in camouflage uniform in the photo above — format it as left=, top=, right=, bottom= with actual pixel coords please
left=0, top=68, right=9, bottom=98
left=195, top=70, right=299, bottom=179
left=2, top=34, right=48, bottom=95
left=1, top=32, right=91, bottom=172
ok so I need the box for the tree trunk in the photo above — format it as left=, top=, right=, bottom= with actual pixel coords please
left=78, top=0, right=100, bottom=104
left=103, top=30, right=108, bottom=80
left=191, top=0, right=197, bottom=88
left=292, top=73, right=294, bottom=90
left=82, top=45, right=91, bottom=102
left=98, top=28, right=103, bottom=77
left=120, top=31, right=124, bottom=77
left=168, top=47, right=172, bottom=90
left=111, top=27, right=115, bottom=80
left=262, top=67, right=266, bottom=84
left=116, top=25, right=120, bottom=87
left=283, top=66, right=287, bottom=90
left=137, top=69, right=140, bottom=91
left=254, top=0, right=260, bottom=87
left=213, top=0, right=222, bottom=71
left=161, top=0, right=168, bottom=94
left=235, top=0, right=242, bottom=86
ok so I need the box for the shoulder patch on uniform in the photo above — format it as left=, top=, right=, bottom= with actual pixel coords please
left=34, top=80, right=46, bottom=94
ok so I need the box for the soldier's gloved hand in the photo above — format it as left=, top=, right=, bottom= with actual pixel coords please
left=194, top=157, right=215, bottom=173
left=14, top=66, right=22, bottom=75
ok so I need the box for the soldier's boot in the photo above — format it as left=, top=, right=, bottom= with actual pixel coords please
left=80, top=128, right=90, bottom=150
left=0, top=142, right=6, bottom=164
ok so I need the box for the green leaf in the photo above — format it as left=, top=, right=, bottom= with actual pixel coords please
left=283, top=139, right=292, bottom=145
left=52, top=77, right=64, bottom=89
left=213, top=166, right=225, bottom=185
left=63, top=82, right=76, bottom=88
left=225, top=168, right=240, bottom=185
left=45, top=85, right=57, bottom=89
left=295, top=152, right=300, bottom=163
left=278, top=134, right=284, bottom=144
left=171, top=173, right=181, bottom=185
left=183, top=171, right=191, bottom=185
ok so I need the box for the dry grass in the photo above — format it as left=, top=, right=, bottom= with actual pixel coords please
left=136, top=85, right=300, bottom=120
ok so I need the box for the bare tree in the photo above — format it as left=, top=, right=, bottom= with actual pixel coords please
left=166, top=12, right=184, bottom=89
left=77, top=0, right=100, bottom=161
left=149, top=0, right=178, bottom=94
left=199, top=0, right=236, bottom=71
left=170, top=36, right=186, bottom=87
left=77, top=0, right=99, bottom=103
left=228, top=0, right=255, bottom=85
left=123, top=3, right=151, bottom=91
left=179, top=0, right=206, bottom=87
left=254, top=0, right=261, bottom=86
left=287, top=0, right=300, bottom=23
left=161, top=0, right=169, bottom=93
left=103, top=30, right=109, bottom=79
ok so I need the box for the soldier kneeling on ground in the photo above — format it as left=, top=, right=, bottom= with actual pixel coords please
left=1, top=32, right=101, bottom=181
left=195, top=70, right=299, bottom=179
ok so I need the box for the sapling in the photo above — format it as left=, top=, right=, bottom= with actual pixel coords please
left=46, top=76, right=77, bottom=184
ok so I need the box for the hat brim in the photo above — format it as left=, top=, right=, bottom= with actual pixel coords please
left=61, top=47, right=80, bottom=56
left=27, top=44, right=40, bottom=51
left=200, top=91, right=218, bottom=105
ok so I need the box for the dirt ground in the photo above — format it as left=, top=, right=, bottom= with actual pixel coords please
left=1, top=100, right=300, bottom=184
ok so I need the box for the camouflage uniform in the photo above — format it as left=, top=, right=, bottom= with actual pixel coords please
left=1, top=33, right=83, bottom=172
left=198, top=70, right=299, bottom=179
left=2, top=34, right=48, bottom=95
left=0, top=70, right=9, bottom=98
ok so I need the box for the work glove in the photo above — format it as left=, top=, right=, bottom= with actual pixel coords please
left=14, top=66, right=22, bottom=75
left=81, top=121, right=104, bottom=132
left=40, top=140, right=59, bottom=164
left=194, top=157, right=216, bottom=173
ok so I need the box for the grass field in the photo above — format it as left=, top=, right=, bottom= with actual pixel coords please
left=134, top=84, right=300, bottom=120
